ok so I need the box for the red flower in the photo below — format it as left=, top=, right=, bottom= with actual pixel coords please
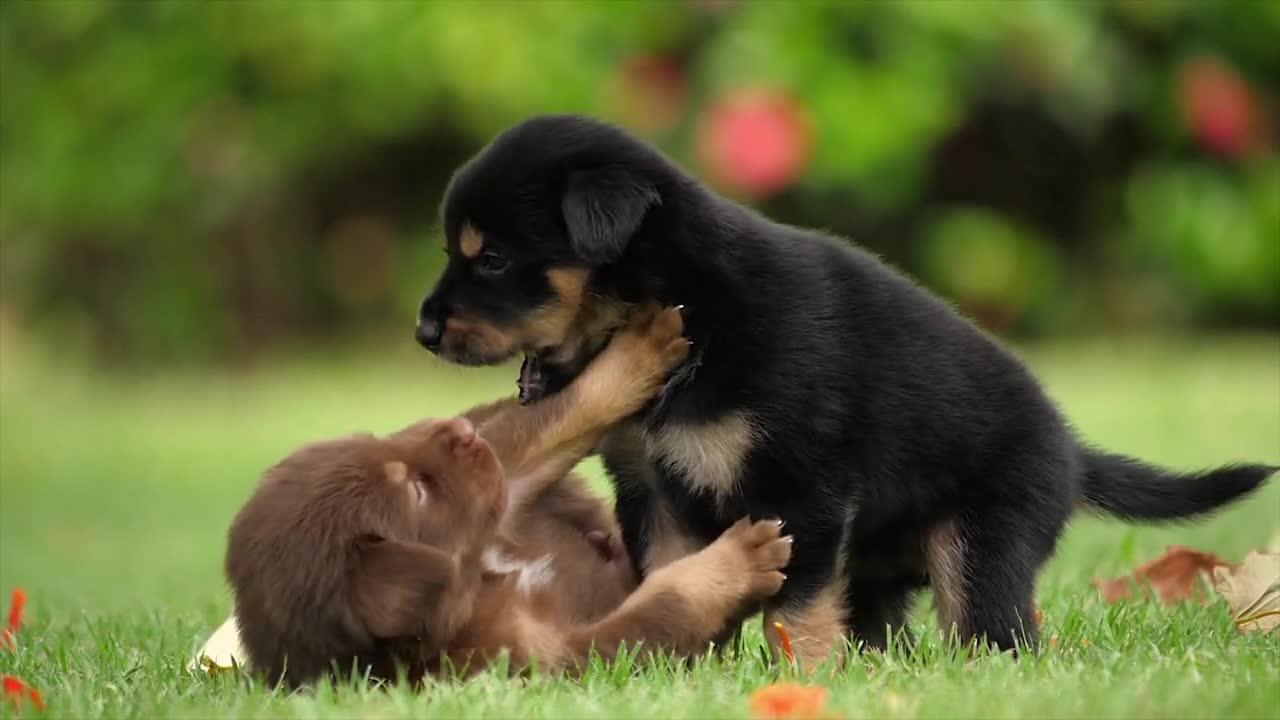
left=1178, top=56, right=1261, bottom=159
left=1, top=588, right=25, bottom=651
left=696, top=88, right=812, bottom=198
left=3, top=676, right=45, bottom=713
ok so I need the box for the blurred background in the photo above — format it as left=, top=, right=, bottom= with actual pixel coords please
left=0, top=1, right=1277, bottom=613
left=1, top=0, right=1277, bottom=365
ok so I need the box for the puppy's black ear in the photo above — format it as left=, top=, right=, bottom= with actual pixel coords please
left=353, top=537, right=457, bottom=638
left=561, top=167, right=659, bottom=264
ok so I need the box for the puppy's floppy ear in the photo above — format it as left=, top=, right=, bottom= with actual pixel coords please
left=353, top=537, right=457, bottom=638
left=561, top=167, right=659, bottom=264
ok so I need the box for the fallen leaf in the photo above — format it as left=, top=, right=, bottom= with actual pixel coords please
left=1211, top=551, right=1280, bottom=634
left=750, top=683, right=839, bottom=720
left=1094, top=546, right=1229, bottom=605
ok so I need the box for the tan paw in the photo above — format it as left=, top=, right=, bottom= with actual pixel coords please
left=720, top=517, right=793, bottom=599
left=615, top=304, right=690, bottom=375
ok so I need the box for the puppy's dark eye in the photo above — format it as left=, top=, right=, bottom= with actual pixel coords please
left=477, top=251, right=510, bottom=276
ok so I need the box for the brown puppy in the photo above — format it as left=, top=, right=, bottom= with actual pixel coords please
left=226, top=307, right=792, bottom=687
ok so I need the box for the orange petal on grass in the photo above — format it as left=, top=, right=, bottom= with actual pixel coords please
left=3, top=676, right=45, bottom=713
left=750, top=683, right=831, bottom=719
left=772, top=621, right=795, bottom=663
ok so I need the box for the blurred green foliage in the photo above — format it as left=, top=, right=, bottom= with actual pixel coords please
left=1, top=0, right=1276, bottom=364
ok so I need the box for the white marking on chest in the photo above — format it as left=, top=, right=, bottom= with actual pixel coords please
left=481, top=548, right=556, bottom=596
left=642, top=412, right=761, bottom=501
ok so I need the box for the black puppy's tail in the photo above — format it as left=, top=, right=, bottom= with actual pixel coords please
left=1078, top=448, right=1275, bottom=521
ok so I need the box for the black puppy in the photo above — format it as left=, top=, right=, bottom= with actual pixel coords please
left=416, top=114, right=1275, bottom=664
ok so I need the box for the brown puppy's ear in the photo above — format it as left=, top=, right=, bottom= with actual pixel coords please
left=561, top=167, right=659, bottom=264
left=353, top=537, right=457, bottom=638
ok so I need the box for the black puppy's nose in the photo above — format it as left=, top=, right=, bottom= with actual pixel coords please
left=417, top=294, right=447, bottom=352
left=415, top=316, right=442, bottom=351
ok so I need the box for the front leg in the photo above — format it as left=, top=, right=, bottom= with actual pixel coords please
left=563, top=518, right=792, bottom=666
left=479, top=305, right=690, bottom=516
left=760, top=517, right=850, bottom=669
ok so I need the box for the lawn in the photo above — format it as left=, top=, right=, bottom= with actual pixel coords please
left=1, top=331, right=1277, bottom=719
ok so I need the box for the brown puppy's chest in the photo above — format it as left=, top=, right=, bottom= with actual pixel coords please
left=505, top=473, right=638, bottom=622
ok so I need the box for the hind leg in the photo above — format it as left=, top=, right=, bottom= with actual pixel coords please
left=845, top=576, right=921, bottom=652
left=925, top=512, right=1054, bottom=652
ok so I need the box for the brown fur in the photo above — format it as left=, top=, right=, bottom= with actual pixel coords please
left=923, top=520, right=968, bottom=640
left=227, top=307, right=792, bottom=687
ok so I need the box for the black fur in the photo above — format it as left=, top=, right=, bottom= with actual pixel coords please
left=1080, top=451, right=1277, bottom=521
left=562, top=168, right=660, bottom=264
left=421, top=114, right=1275, bottom=654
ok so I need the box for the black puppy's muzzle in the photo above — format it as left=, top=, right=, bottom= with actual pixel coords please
left=416, top=296, right=444, bottom=353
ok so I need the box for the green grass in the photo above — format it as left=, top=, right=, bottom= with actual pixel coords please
left=1, top=332, right=1278, bottom=719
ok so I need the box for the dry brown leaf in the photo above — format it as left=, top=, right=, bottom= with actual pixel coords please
left=1211, top=551, right=1280, bottom=634
left=1093, top=545, right=1230, bottom=605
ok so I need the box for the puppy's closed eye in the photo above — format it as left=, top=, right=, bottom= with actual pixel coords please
left=410, top=476, right=429, bottom=505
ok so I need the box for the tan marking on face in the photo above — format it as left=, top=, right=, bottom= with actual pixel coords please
left=438, top=267, right=608, bottom=364
left=924, top=519, right=967, bottom=640
left=442, top=315, right=519, bottom=361
left=764, top=582, right=848, bottom=668
left=644, top=413, right=760, bottom=506
left=459, top=224, right=484, bottom=259
left=511, top=267, right=590, bottom=352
